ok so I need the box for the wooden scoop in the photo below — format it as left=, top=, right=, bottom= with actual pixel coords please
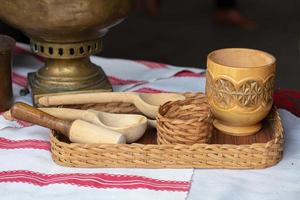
left=10, top=102, right=126, bottom=144
left=38, top=92, right=185, bottom=119
left=37, top=108, right=150, bottom=143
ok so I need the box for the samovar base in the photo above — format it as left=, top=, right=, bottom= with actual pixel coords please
left=28, top=38, right=112, bottom=105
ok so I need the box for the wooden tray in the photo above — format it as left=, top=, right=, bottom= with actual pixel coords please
left=50, top=105, right=283, bottom=169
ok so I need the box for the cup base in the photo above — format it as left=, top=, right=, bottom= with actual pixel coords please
left=213, top=119, right=262, bottom=136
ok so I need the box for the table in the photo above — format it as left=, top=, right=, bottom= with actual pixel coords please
left=0, top=44, right=299, bottom=200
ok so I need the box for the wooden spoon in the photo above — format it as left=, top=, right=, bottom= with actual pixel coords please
left=10, top=102, right=126, bottom=144
left=4, top=107, right=156, bottom=143
left=38, top=92, right=185, bottom=119
left=37, top=108, right=150, bottom=143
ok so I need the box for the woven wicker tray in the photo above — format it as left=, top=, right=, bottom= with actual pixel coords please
left=50, top=94, right=283, bottom=169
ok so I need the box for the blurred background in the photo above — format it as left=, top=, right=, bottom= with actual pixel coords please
left=1, top=0, right=299, bottom=90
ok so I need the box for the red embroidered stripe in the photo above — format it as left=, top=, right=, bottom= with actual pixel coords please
left=15, top=119, right=33, bottom=128
left=175, top=70, right=206, bottom=77
left=274, top=89, right=300, bottom=117
left=108, top=76, right=145, bottom=85
left=135, top=60, right=168, bottom=69
left=133, top=88, right=168, bottom=93
left=14, top=46, right=31, bottom=54
left=0, top=170, right=190, bottom=191
left=0, top=137, right=50, bottom=151
left=12, top=72, right=27, bottom=87
left=0, top=111, right=33, bottom=128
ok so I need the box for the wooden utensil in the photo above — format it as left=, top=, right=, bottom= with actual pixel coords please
left=4, top=107, right=156, bottom=143
left=38, top=107, right=151, bottom=143
left=38, top=92, right=186, bottom=119
left=10, top=102, right=126, bottom=144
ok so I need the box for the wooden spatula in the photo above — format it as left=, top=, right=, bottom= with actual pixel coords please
left=10, top=102, right=126, bottom=144
left=38, top=92, right=185, bottom=119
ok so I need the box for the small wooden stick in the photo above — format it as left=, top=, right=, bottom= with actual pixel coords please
left=38, top=92, right=134, bottom=106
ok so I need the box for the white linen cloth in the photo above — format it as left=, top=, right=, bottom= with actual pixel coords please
left=0, top=43, right=299, bottom=200
left=0, top=44, right=203, bottom=200
left=189, top=110, right=300, bottom=200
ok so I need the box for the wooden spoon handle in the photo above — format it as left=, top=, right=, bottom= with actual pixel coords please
left=39, top=108, right=87, bottom=121
left=10, top=102, right=72, bottom=137
left=39, top=108, right=102, bottom=126
left=38, top=92, right=135, bottom=106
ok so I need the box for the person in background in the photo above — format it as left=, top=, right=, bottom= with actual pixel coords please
left=135, top=0, right=161, bottom=17
left=136, top=0, right=257, bottom=30
left=214, top=0, right=257, bottom=29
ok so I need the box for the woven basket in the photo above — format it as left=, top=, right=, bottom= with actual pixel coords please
left=157, top=93, right=212, bottom=145
left=50, top=93, right=284, bottom=169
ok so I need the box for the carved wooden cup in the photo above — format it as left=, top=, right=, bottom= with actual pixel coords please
left=205, top=48, right=276, bottom=136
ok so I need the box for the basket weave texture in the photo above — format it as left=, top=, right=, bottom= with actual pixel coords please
left=50, top=93, right=283, bottom=169
left=157, top=93, right=212, bottom=145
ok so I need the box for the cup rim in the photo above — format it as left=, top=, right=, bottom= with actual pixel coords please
left=207, top=48, right=276, bottom=69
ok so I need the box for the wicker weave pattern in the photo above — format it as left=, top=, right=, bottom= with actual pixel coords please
left=50, top=98, right=283, bottom=169
left=157, top=93, right=212, bottom=144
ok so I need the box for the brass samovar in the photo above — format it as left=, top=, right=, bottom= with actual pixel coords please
left=0, top=0, right=132, bottom=104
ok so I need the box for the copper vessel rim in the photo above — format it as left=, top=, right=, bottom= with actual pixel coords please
left=207, top=48, right=276, bottom=69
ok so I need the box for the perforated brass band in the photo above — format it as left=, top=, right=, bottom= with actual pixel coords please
left=30, top=39, right=102, bottom=59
